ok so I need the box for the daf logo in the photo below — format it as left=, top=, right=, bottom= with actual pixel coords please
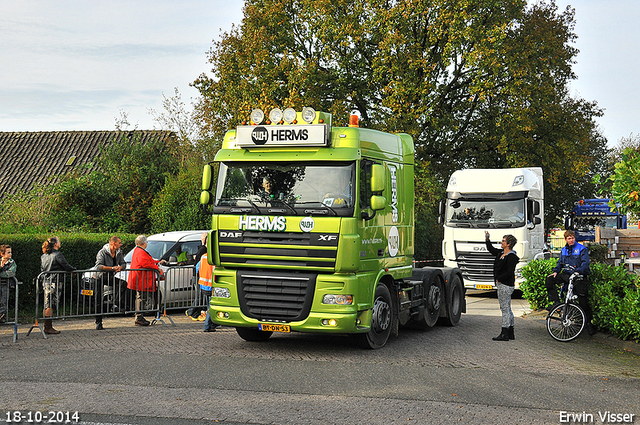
left=220, top=231, right=242, bottom=238
left=473, top=247, right=488, bottom=251
left=318, top=234, right=337, bottom=241
left=251, top=126, right=269, bottom=145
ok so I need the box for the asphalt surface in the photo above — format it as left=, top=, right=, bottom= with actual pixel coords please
left=1, top=291, right=639, bottom=425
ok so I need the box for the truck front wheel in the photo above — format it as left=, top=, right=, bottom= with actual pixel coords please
left=355, top=283, right=392, bottom=349
left=236, top=327, right=273, bottom=342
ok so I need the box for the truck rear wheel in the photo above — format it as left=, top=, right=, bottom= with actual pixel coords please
left=236, top=327, right=273, bottom=342
left=422, top=277, right=443, bottom=328
left=440, top=274, right=463, bottom=326
left=355, top=283, right=392, bottom=349
left=408, top=270, right=443, bottom=329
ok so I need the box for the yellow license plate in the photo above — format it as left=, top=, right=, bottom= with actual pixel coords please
left=80, top=289, right=94, bottom=296
left=475, top=284, right=493, bottom=290
left=259, top=323, right=290, bottom=333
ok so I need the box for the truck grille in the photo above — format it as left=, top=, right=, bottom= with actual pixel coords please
left=455, top=251, right=494, bottom=282
left=218, top=231, right=338, bottom=271
left=237, top=270, right=316, bottom=322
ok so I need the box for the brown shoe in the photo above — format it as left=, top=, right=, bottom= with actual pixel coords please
left=135, top=317, right=150, bottom=327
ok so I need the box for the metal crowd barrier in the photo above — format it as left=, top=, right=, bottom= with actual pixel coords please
left=157, top=265, right=211, bottom=323
left=27, top=268, right=163, bottom=339
left=1, top=276, right=20, bottom=343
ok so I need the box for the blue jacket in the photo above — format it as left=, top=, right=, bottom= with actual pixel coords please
left=553, top=242, right=590, bottom=275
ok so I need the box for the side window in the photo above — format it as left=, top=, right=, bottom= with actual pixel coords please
left=183, top=241, right=201, bottom=264
left=359, top=159, right=373, bottom=210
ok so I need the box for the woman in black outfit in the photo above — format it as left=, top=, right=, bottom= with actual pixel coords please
left=41, top=236, right=76, bottom=334
left=484, top=231, right=519, bottom=341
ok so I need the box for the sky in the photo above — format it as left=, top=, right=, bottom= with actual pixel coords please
left=1, top=1, right=639, bottom=146
left=0, top=0, right=245, bottom=132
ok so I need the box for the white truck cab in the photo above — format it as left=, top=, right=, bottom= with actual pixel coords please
left=440, top=168, right=545, bottom=289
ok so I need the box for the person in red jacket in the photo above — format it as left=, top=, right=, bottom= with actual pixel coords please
left=127, top=235, right=166, bottom=326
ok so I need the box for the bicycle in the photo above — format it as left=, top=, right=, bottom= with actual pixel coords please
left=546, top=273, right=586, bottom=342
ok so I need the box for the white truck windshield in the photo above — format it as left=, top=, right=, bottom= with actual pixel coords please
left=446, top=199, right=526, bottom=228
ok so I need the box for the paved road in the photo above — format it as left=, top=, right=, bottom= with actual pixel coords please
left=1, top=291, right=639, bottom=425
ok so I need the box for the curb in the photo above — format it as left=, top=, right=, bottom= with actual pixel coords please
left=523, top=309, right=640, bottom=356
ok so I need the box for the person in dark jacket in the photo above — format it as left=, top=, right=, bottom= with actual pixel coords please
left=485, top=231, right=519, bottom=341
left=545, top=229, right=595, bottom=335
left=40, top=236, right=76, bottom=334
left=93, top=236, right=127, bottom=330
left=0, top=244, right=17, bottom=323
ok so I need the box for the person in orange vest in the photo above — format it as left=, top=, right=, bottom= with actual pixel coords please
left=197, top=252, right=218, bottom=332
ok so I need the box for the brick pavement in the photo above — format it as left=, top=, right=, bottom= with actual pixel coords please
left=1, top=297, right=638, bottom=377
left=1, top=295, right=639, bottom=425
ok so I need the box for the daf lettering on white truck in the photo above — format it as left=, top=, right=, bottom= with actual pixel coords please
left=441, top=168, right=545, bottom=290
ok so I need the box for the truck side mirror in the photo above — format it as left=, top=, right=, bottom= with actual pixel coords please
left=566, top=216, right=573, bottom=230
left=438, top=200, right=445, bottom=225
left=534, top=217, right=541, bottom=225
left=371, top=195, right=386, bottom=211
left=532, top=200, right=540, bottom=216
left=202, top=164, right=214, bottom=191
left=371, top=164, right=385, bottom=192
left=200, top=164, right=215, bottom=207
left=200, top=190, right=213, bottom=205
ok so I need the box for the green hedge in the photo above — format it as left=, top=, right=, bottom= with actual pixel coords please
left=1, top=233, right=136, bottom=313
left=520, top=259, right=640, bottom=341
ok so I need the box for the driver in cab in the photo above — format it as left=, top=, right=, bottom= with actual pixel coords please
left=258, top=176, right=290, bottom=203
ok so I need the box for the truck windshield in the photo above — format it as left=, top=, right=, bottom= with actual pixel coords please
left=574, top=216, right=619, bottom=231
left=445, top=199, right=526, bottom=228
left=214, top=162, right=355, bottom=217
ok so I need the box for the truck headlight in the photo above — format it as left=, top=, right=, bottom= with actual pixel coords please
left=269, top=108, right=283, bottom=123
left=213, top=287, right=230, bottom=298
left=283, top=107, right=297, bottom=123
left=322, top=294, right=353, bottom=305
left=302, top=106, right=316, bottom=123
left=250, top=108, right=264, bottom=125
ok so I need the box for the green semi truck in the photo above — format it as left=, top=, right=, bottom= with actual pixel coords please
left=199, top=107, right=464, bottom=348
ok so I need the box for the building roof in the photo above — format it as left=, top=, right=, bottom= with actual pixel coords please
left=0, top=130, right=175, bottom=198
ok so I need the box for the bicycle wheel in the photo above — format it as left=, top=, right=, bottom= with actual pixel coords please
left=546, top=303, right=586, bottom=342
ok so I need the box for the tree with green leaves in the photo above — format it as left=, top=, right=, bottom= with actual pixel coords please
left=193, top=0, right=609, bottom=250
left=595, top=147, right=640, bottom=219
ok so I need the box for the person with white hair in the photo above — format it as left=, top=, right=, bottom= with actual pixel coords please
left=127, top=235, right=166, bottom=327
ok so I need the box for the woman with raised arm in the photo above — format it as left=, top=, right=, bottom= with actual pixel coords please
left=484, top=231, right=519, bottom=341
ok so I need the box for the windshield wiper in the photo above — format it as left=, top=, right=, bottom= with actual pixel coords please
left=219, top=198, right=262, bottom=214
left=296, top=201, right=338, bottom=216
left=268, top=199, right=297, bottom=215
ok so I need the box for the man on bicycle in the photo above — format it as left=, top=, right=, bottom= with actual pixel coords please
left=545, top=230, right=596, bottom=335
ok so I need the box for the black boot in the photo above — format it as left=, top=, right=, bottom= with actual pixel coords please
left=492, top=327, right=510, bottom=341
left=508, top=326, right=515, bottom=340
